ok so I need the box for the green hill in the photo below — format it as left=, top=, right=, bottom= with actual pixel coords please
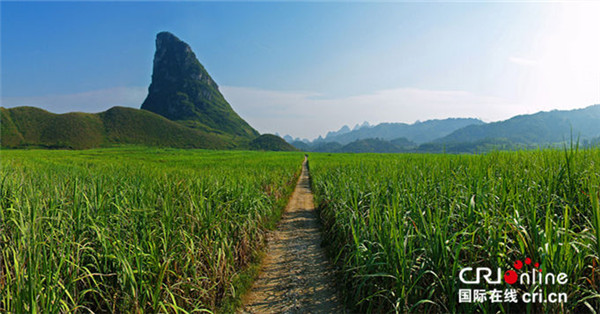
left=1, top=106, right=231, bottom=149
left=99, top=107, right=232, bottom=149
left=438, top=105, right=600, bottom=145
left=248, top=134, right=298, bottom=151
left=2, top=107, right=104, bottom=149
left=0, top=107, right=25, bottom=147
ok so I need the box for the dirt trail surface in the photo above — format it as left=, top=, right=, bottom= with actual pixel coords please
left=241, top=158, right=344, bottom=314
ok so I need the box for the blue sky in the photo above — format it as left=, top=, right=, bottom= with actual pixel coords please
left=2, top=1, right=599, bottom=139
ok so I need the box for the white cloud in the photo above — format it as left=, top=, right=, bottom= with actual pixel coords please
left=509, top=56, right=540, bottom=67
left=1, top=86, right=147, bottom=114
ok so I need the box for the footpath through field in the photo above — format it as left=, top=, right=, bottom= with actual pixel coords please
left=241, top=157, right=344, bottom=313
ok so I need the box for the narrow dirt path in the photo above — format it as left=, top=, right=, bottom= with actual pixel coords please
left=241, top=158, right=344, bottom=313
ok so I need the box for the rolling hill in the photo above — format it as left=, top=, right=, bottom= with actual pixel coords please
left=437, top=105, right=600, bottom=145
left=1, top=106, right=232, bottom=149
left=249, top=134, right=298, bottom=151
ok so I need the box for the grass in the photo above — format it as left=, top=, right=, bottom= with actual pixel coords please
left=4, top=145, right=598, bottom=313
left=0, top=147, right=303, bottom=312
left=311, top=148, right=600, bottom=313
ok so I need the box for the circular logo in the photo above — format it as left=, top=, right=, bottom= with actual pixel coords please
left=504, top=270, right=518, bottom=284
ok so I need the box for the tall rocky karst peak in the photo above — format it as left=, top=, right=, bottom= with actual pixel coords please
left=141, top=31, right=258, bottom=138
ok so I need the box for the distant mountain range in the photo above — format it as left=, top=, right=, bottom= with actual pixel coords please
left=1, top=32, right=295, bottom=151
left=288, top=105, right=600, bottom=153
left=322, top=118, right=484, bottom=145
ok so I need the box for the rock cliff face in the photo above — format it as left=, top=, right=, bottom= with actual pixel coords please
left=141, top=32, right=258, bottom=138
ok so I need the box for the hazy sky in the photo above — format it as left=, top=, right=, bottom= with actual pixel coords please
left=2, top=1, right=599, bottom=140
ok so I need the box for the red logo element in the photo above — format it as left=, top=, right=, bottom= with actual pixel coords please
left=514, top=260, right=523, bottom=270
left=504, top=270, right=518, bottom=284
left=507, top=257, right=543, bottom=284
